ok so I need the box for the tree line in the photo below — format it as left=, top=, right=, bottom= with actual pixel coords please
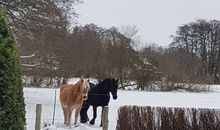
left=169, top=19, right=220, bottom=84
left=20, top=23, right=159, bottom=90
left=14, top=17, right=220, bottom=89
left=2, top=0, right=220, bottom=90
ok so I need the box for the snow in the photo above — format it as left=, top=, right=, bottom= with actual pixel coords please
left=24, top=85, right=220, bottom=130
left=20, top=53, right=35, bottom=59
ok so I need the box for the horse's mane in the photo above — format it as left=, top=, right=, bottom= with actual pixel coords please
left=97, top=78, right=111, bottom=87
left=89, top=78, right=113, bottom=94
left=75, top=79, right=90, bottom=90
left=75, top=79, right=81, bottom=85
left=69, top=79, right=84, bottom=92
left=70, top=80, right=80, bottom=88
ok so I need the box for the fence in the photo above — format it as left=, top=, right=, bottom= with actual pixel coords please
left=25, top=89, right=114, bottom=130
left=34, top=104, right=109, bottom=130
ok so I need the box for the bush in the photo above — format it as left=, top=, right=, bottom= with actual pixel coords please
left=117, top=105, right=220, bottom=130
left=0, top=11, right=25, bottom=129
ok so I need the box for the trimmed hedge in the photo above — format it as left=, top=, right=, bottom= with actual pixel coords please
left=117, top=105, right=220, bottom=130
left=0, top=10, right=25, bottom=129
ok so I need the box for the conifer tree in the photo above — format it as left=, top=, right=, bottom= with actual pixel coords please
left=0, top=10, right=25, bottom=129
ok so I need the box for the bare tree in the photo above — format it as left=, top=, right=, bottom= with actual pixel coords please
left=170, top=19, right=220, bottom=83
left=119, top=25, right=143, bottom=49
left=119, top=25, right=138, bottom=39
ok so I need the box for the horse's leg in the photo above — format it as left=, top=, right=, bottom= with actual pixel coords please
left=62, top=107, right=67, bottom=125
left=80, top=102, right=90, bottom=123
left=100, top=106, right=103, bottom=127
left=61, top=106, right=68, bottom=125
left=85, top=105, right=90, bottom=122
left=74, top=106, right=82, bottom=125
left=66, top=109, right=69, bottom=126
left=66, top=109, right=71, bottom=126
left=69, top=109, right=73, bottom=126
left=90, top=106, right=97, bottom=125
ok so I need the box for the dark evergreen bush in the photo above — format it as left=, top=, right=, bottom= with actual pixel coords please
left=0, top=10, right=25, bottom=130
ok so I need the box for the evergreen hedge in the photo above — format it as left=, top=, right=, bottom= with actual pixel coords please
left=0, top=10, right=25, bottom=129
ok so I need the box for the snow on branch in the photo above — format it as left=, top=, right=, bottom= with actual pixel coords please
left=20, top=53, right=39, bottom=67
left=21, top=63, right=40, bottom=67
left=20, top=53, right=35, bottom=58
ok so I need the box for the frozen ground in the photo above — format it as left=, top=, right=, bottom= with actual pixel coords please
left=24, top=84, right=220, bottom=130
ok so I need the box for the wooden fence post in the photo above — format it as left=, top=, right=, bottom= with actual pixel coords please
left=35, top=104, right=42, bottom=130
left=52, top=89, right=57, bottom=125
left=102, top=106, right=109, bottom=130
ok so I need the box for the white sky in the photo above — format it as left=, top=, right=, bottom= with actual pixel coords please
left=75, top=0, right=220, bottom=47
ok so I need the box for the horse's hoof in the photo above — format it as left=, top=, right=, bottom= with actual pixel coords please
left=90, top=120, right=95, bottom=125
left=80, top=120, right=87, bottom=123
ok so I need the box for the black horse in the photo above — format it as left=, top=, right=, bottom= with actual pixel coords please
left=80, top=78, right=119, bottom=126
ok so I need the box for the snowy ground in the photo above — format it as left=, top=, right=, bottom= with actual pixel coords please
left=24, top=84, right=220, bottom=130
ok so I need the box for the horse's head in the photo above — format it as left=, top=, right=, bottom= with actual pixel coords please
left=110, top=78, right=119, bottom=100
left=80, top=78, right=90, bottom=100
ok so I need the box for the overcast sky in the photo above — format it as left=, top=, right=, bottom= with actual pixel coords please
left=75, top=0, right=220, bottom=47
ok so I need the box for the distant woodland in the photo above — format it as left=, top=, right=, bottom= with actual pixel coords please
left=1, top=0, right=220, bottom=90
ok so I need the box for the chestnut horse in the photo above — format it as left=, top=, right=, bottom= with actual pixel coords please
left=60, top=78, right=90, bottom=126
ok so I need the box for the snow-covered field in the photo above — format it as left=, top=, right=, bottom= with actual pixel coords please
left=24, top=85, right=220, bottom=130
